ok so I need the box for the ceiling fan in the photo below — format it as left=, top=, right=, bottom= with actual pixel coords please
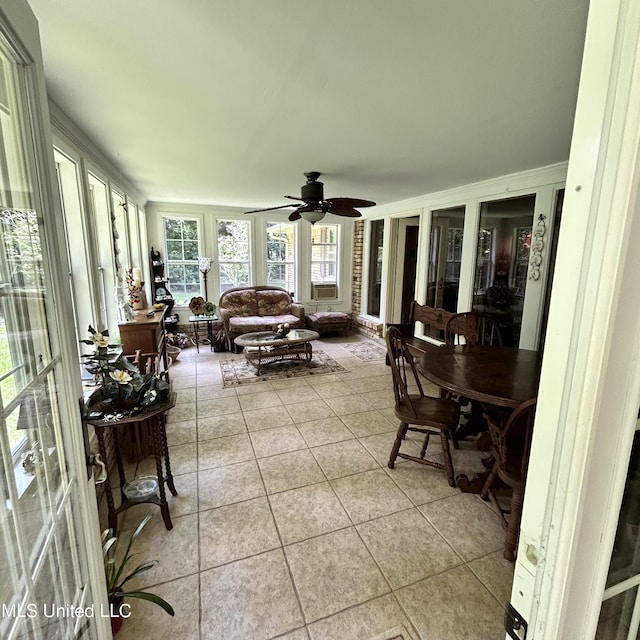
left=244, top=171, right=376, bottom=223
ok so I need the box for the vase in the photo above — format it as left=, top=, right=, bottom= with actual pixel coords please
left=110, top=597, right=125, bottom=635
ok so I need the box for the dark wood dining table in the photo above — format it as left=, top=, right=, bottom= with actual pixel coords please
left=418, top=343, right=542, bottom=492
left=417, top=343, right=542, bottom=409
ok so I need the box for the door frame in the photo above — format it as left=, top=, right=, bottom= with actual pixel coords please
left=510, top=0, right=640, bottom=637
left=0, top=1, right=110, bottom=636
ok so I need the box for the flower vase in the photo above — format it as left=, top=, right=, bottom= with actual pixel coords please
left=130, top=287, right=144, bottom=310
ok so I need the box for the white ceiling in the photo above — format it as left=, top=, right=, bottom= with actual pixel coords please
left=28, top=0, right=589, bottom=210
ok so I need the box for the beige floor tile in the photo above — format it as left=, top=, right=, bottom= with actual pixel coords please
left=396, top=565, right=504, bottom=640
left=198, top=433, right=254, bottom=470
left=200, top=549, right=304, bottom=640
left=344, top=375, right=391, bottom=394
left=198, top=412, right=247, bottom=440
left=384, top=463, right=459, bottom=505
left=243, top=405, right=295, bottom=431
left=115, top=573, right=199, bottom=640
left=198, top=460, right=265, bottom=510
left=235, top=380, right=276, bottom=395
left=250, top=424, right=307, bottom=458
left=418, top=493, right=504, bottom=561
left=165, top=419, right=197, bottom=446
left=313, top=381, right=357, bottom=399
left=166, top=403, right=197, bottom=424
left=311, top=440, right=379, bottom=480
left=359, top=389, right=396, bottom=409
left=269, top=482, right=351, bottom=545
left=196, top=373, right=221, bottom=386
left=269, top=377, right=313, bottom=391
left=197, top=395, right=241, bottom=417
left=285, top=527, right=389, bottom=623
left=276, top=629, right=310, bottom=640
left=199, top=497, right=280, bottom=569
left=356, top=508, right=461, bottom=589
left=468, top=550, right=515, bottom=607
left=135, top=441, right=197, bottom=477
left=174, top=387, right=197, bottom=404
left=359, top=431, right=418, bottom=467
left=239, top=390, right=284, bottom=411
left=171, top=375, right=196, bottom=390
left=330, top=469, right=413, bottom=524
left=307, top=594, right=416, bottom=640
left=324, top=394, right=374, bottom=416
left=276, top=385, right=322, bottom=405
left=258, top=449, right=326, bottom=494
left=297, top=416, right=355, bottom=448
left=340, top=410, right=395, bottom=438
left=286, top=399, right=336, bottom=423
left=120, top=513, right=198, bottom=587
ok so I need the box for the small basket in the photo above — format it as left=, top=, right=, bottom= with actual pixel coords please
left=166, top=344, right=182, bottom=361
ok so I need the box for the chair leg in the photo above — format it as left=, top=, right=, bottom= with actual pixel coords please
left=388, top=422, right=408, bottom=469
left=449, top=429, right=460, bottom=450
left=480, top=460, right=499, bottom=500
left=439, top=430, right=456, bottom=487
left=504, top=488, right=524, bottom=562
left=420, top=432, right=431, bottom=458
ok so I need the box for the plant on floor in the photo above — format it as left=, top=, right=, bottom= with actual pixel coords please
left=102, top=515, right=174, bottom=633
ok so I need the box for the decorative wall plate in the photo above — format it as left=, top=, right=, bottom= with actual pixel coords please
left=189, top=296, right=206, bottom=316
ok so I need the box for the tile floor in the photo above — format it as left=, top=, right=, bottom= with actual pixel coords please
left=101, top=334, right=514, bottom=640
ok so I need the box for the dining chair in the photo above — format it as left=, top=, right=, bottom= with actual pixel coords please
left=445, top=312, right=503, bottom=346
left=386, top=326, right=461, bottom=486
left=481, top=397, right=537, bottom=561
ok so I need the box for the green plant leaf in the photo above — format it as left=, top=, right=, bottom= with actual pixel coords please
left=118, top=561, right=158, bottom=587
left=114, top=591, right=175, bottom=616
left=113, top=515, right=153, bottom=586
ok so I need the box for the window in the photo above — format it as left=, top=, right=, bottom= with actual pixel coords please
left=367, top=220, right=384, bottom=316
left=266, top=222, right=295, bottom=293
left=311, top=223, right=338, bottom=284
left=474, top=227, right=496, bottom=294
left=218, top=220, right=250, bottom=292
left=163, top=217, right=200, bottom=304
left=426, top=206, right=465, bottom=312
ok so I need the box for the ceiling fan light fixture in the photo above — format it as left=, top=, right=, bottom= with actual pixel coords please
left=300, top=209, right=326, bottom=224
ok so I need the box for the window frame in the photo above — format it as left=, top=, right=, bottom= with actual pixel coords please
left=217, top=218, right=252, bottom=293
left=161, top=215, right=202, bottom=305
left=310, top=223, right=340, bottom=286
left=265, top=220, right=296, bottom=294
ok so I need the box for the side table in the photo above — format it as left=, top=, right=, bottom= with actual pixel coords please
left=89, top=393, right=177, bottom=534
left=189, top=314, right=219, bottom=353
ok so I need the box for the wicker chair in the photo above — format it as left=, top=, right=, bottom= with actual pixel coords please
left=481, top=397, right=537, bottom=561
left=386, top=326, right=460, bottom=486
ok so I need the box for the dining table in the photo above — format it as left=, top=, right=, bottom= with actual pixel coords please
left=417, top=342, right=542, bottom=491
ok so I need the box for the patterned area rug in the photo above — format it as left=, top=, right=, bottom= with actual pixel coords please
left=220, top=349, right=348, bottom=386
left=340, top=338, right=388, bottom=361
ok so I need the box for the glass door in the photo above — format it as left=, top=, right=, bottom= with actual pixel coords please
left=0, top=5, right=104, bottom=640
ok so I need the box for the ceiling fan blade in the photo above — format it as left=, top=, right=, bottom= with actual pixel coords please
left=288, top=211, right=302, bottom=221
left=327, top=206, right=362, bottom=218
left=244, top=203, right=298, bottom=214
left=327, top=197, right=376, bottom=208
left=284, top=195, right=306, bottom=202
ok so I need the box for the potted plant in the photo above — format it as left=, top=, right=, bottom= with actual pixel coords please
left=102, top=515, right=174, bottom=634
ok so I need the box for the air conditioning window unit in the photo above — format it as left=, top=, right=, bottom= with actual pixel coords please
left=312, top=283, right=338, bottom=300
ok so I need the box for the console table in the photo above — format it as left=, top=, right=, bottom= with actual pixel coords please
left=89, top=392, right=177, bottom=534
left=118, top=307, right=169, bottom=379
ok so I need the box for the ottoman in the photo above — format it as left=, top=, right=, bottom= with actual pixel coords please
left=305, top=311, right=351, bottom=336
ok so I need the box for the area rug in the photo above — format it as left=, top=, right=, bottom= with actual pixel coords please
left=220, top=349, right=348, bottom=386
left=366, top=625, right=410, bottom=640
left=340, top=338, right=388, bottom=361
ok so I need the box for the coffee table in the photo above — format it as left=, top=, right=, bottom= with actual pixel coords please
left=234, top=329, right=320, bottom=375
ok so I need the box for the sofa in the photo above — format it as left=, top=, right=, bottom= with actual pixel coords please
left=218, top=286, right=305, bottom=351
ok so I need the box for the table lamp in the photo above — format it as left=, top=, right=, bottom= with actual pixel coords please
left=199, top=257, right=212, bottom=300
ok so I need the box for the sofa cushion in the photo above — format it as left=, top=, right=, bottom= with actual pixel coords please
left=222, top=289, right=258, bottom=316
left=229, top=314, right=302, bottom=333
left=257, top=290, right=291, bottom=316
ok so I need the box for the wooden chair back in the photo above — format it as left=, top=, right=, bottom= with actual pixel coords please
left=385, top=326, right=424, bottom=419
left=445, top=312, right=503, bottom=346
